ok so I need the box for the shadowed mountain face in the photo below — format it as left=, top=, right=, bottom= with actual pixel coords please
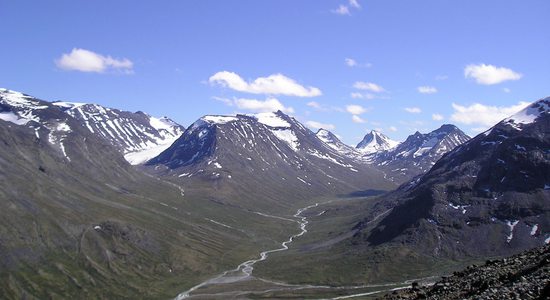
left=369, top=124, right=470, bottom=183
left=365, top=97, right=550, bottom=258
left=147, top=111, right=397, bottom=212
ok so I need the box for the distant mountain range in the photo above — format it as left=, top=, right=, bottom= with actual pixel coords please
left=356, top=130, right=399, bottom=156
left=367, top=124, right=471, bottom=183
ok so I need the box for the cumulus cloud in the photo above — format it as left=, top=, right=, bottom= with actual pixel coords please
left=388, top=126, right=397, bottom=132
left=305, top=120, right=335, bottom=130
left=55, top=48, right=133, bottom=73
left=353, top=81, right=385, bottom=93
left=417, top=86, right=438, bottom=94
left=450, top=101, right=530, bottom=127
left=233, top=97, right=294, bottom=113
left=404, top=107, right=422, bottom=113
left=352, top=115, right=366, bottom=123
left=345, top=58, right=357, bottom=67
left=432, top=113, right=444, bottom=121
left=464, top=64, right=522, bottom=85
left=346, top=104, right=368, bottom=115
left=214, top=96, right=294, bottom=113
left=209, top=71, right=322, bottom=97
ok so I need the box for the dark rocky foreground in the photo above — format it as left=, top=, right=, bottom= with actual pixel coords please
left=383, top=244, right=550, bottom=300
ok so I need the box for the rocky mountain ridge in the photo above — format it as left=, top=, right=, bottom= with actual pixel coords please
left=0, top=88, right=184, bottom=165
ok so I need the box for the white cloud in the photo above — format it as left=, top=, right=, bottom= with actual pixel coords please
left=346, top=104, right=368, bottom=115
left=388, top=126, right=397, bottom=132
left=305, top=120, right=335, bottom=130
left=209, top=71, right=322, bottom=97
left=55, top=48, right=133, bottom=73
left=353, top=81, right=385, bottom=93
left=349, top=0, right=361, bottom=8
left=216, top=97, right=294, bottom=114
left=332, top=5, right=350, bottom=15
left=417, top=86, right=438, bottom=94
left=404, top=107, right=422, bottom=113
left=503, top=88, right=511, bottom=93
left=464, top=64, right=522, bottom=85
left=450, top=101, right=530, bottom=127
left=345, top=58, right=357, bottom=67
left=432, top=113, right=444, bottom=121
left=352, top=115, right=366, bottom=123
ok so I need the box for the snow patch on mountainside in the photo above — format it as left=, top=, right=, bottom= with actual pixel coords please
left=46, top=122, right=72, bottom=161
left=0, top=89, right=48, bottom=109
left=503, top=98, right=550, bottom=130
left=202, top=115, right=238, bottom=124
left=124, top=137, right=179, bottom=165
left=271, top=129, right=299, bottom=151
left=0, top=111, right=29, bottom=125
left=52, top=101, right=87, bottom=109
left=254, top=112, right=291, bottom=128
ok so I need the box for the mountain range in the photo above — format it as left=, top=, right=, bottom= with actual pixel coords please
left=0, top=87, right=548, bottom=299
left=252, top=97, right=550, bottom=288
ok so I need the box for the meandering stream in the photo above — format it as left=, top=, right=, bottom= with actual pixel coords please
left=175, top=203, right=319, bottom=299
left=173, top=203, right=428, bottom=299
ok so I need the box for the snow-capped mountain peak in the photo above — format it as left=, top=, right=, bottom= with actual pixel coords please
left=316, top=128, right=339, bottom=144
left=316, top=128, right=365, bottom=161
left=503, top=97, right=550, bottom=130
left=253, top=111, right=292, bottom=128
left=356, top=130, right=399, bottom=155
left=1, top=89, right=185, bottom=165
left=371, top=124, right=470, bottom=183
left=148, top=110, right=394, bottom=195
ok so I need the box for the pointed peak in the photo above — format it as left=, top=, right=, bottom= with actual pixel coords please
left=357, top=129, right=399, bottom=153
left=434, top=124, right=459, bottom=133
left=316, top=128, right=332, bottom=135
left=316, top=128, right=340, bottom=141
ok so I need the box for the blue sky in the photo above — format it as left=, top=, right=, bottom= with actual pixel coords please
left=1, top=0, right=549, bottom=144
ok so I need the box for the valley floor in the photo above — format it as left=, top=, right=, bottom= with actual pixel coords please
left=174, top=196, right=441, bottom=299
